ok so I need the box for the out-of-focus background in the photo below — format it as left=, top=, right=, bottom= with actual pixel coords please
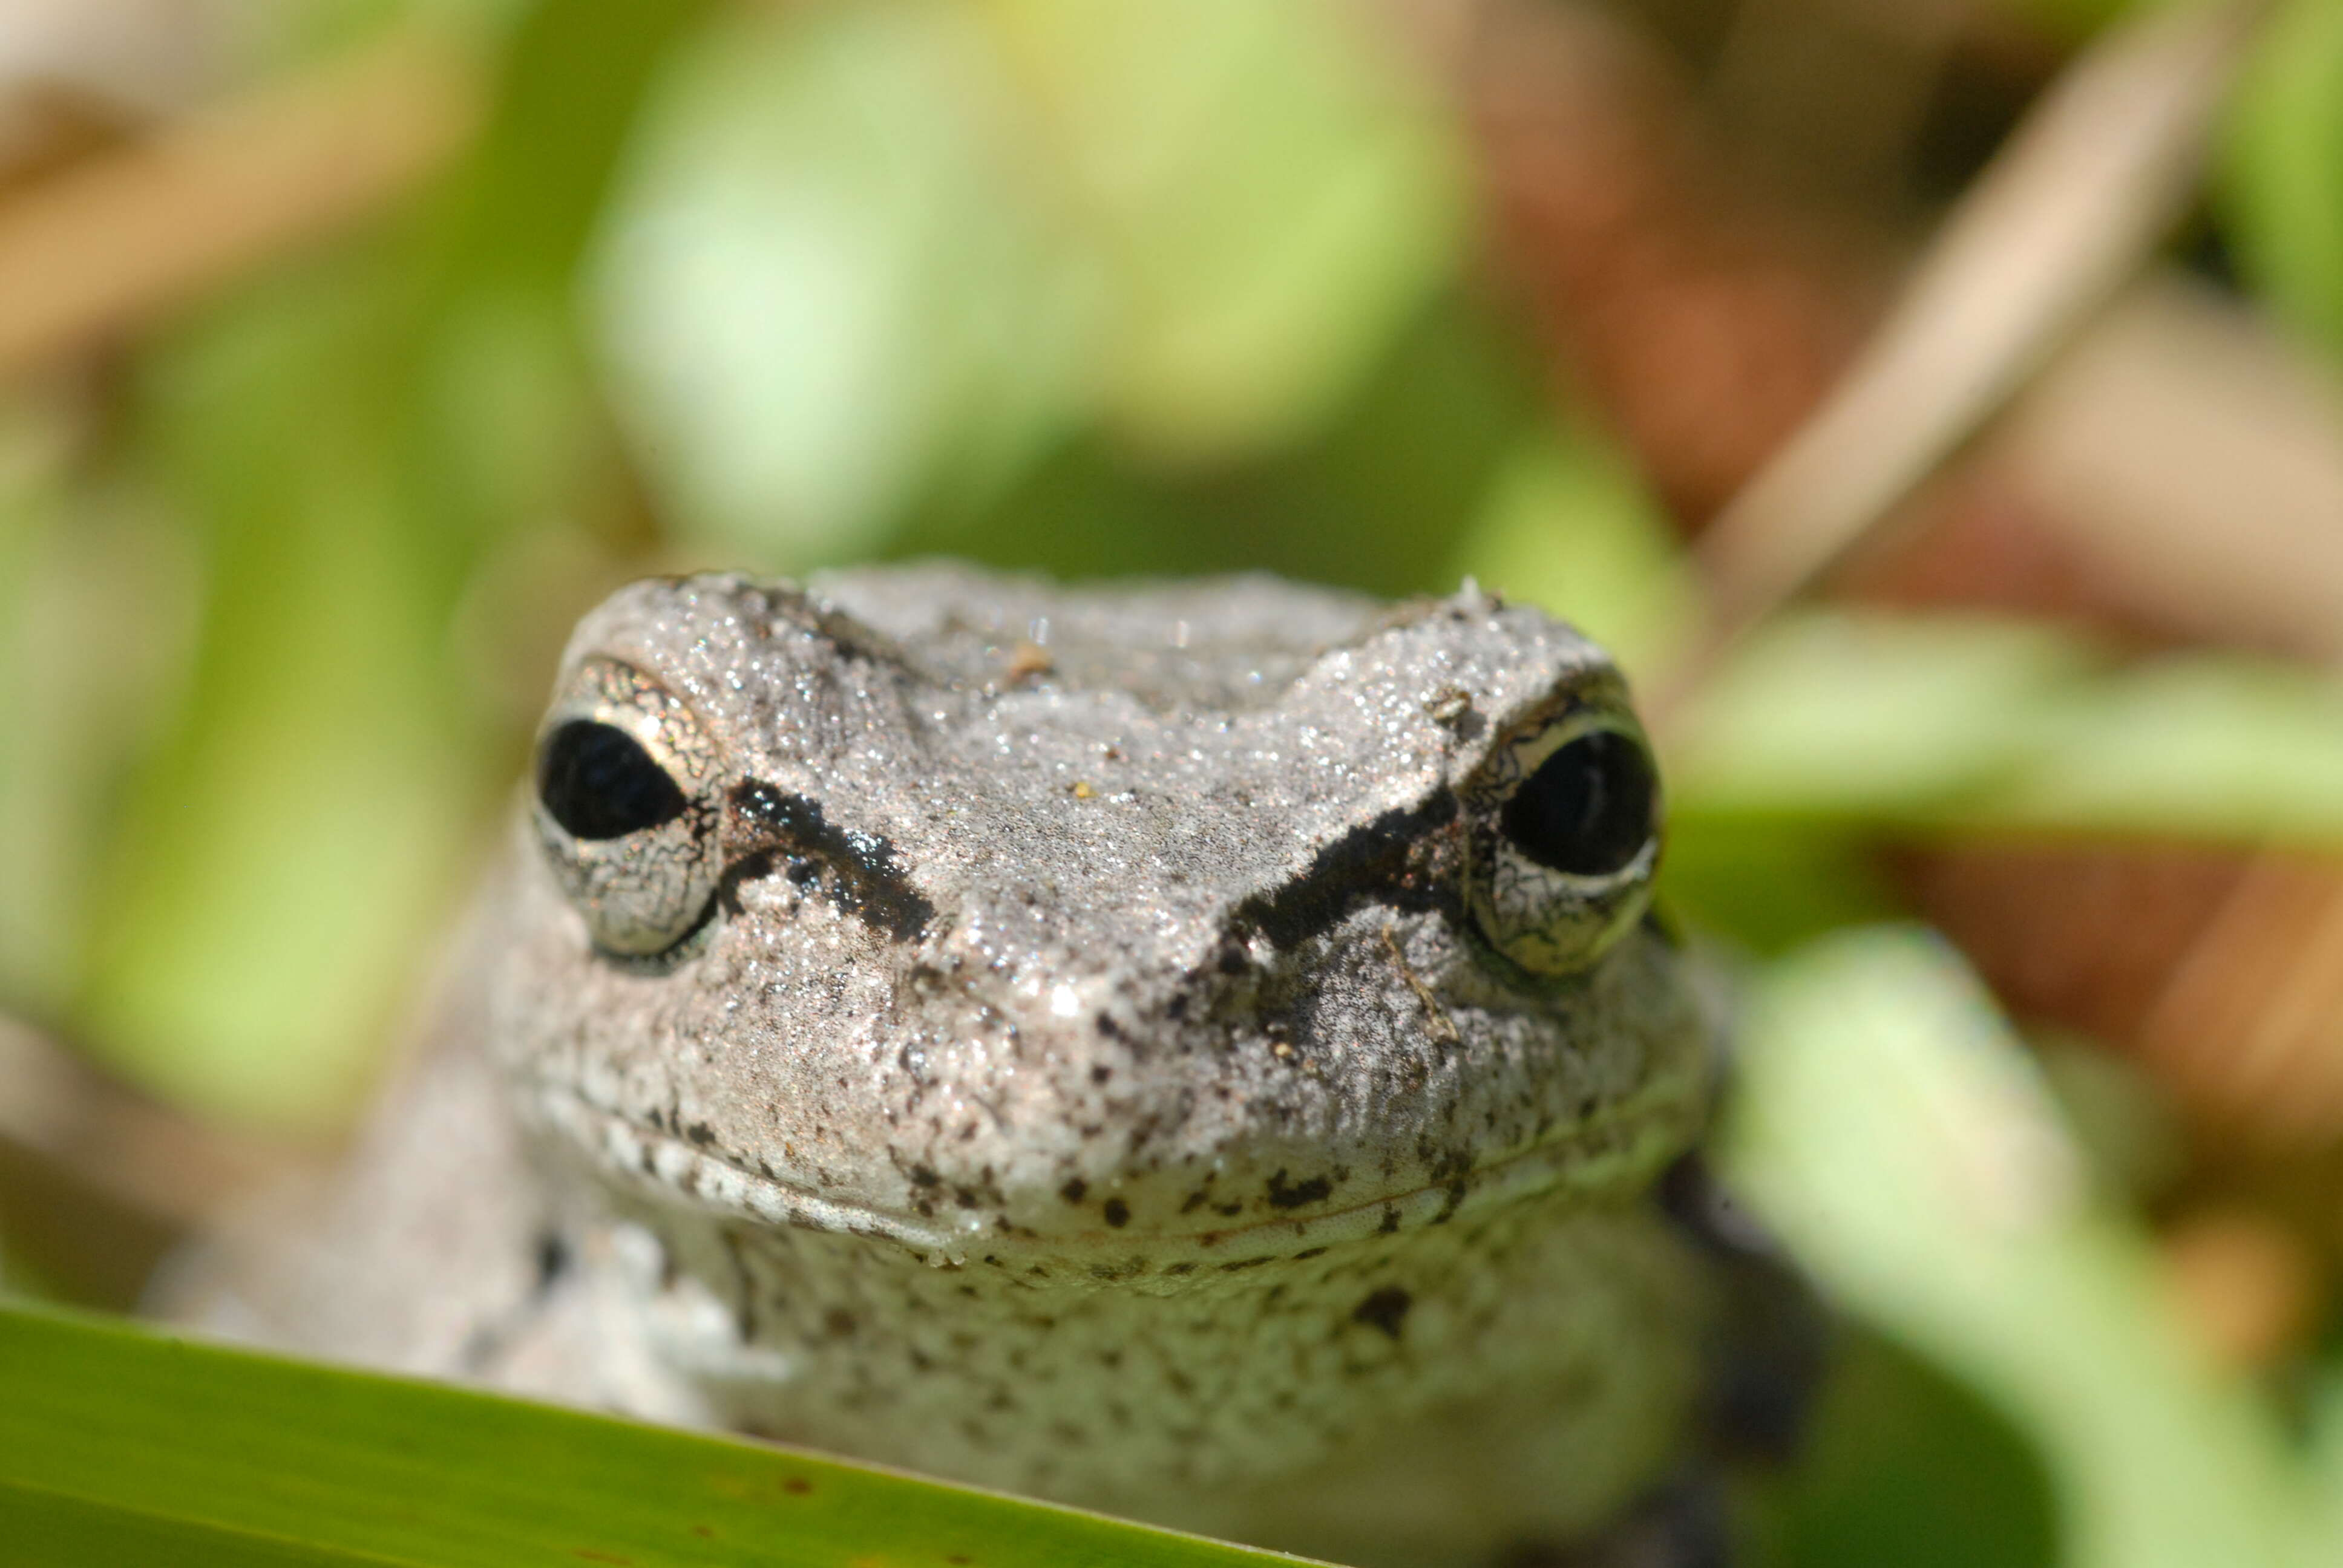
left=6, top=0, right=2343, bottom=1562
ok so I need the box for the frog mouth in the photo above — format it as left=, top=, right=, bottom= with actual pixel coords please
left=528, top=1073, right=1703, bottom=1271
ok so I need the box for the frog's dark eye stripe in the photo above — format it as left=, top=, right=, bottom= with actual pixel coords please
left=539, top=720, right=688, bottom=841
left=1498, top=730, right=1655, bottom=878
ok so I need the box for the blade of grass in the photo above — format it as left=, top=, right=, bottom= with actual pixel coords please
left=0, top=1302, right=1305, bottom=1568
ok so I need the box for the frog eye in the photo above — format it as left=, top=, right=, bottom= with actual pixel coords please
left=532, top=658, right=723, bottom=956
left=1463, top=703, right=1660, bottom=975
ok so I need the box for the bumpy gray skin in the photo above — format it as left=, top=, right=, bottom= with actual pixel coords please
left=165, top=564, right=1720, bottom=1566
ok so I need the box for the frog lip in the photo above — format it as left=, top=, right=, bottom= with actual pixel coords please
left=529, top=1076, right=1702, bottom=1268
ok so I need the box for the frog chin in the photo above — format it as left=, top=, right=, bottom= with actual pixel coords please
left=523, top=1060, right=1706, bottom=1272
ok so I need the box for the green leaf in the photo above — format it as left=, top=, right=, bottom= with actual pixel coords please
left=2222, top=0, right=2343, bottom=365
left=0, top=1302, right=1295, bottom=1568
left=591, top=2, right=1099, bottom=567
left=60, top=0, right=704, bottom=1127
left=1447, top=434, right=1699, bottom=684
left=1668, top=611, right=2343, bottom=848
left=980, top=0, right=1464, bottom=463
left=76, top=258, right=479, bottom=1126
left=1720, top=929, right=2320, bottom=1568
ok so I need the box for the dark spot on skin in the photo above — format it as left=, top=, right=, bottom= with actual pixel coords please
left=908, top=1164, right=940, bottom=1187
left=782, top=1477, right=812, bottom=1496
left=1218, top=1256, right=1274, bottom=1272
left=1265, top=1169, right=1334, bottom=1210
left=954, top=1187, right=979, bottom=1208
left=719, top=1231, right=756, bottom=1342
left=1103, top=1198, right=1131, bottom=1228
left=1060, top=1178, right=1087, bottom=1204
left=1378, top=1209, right=1401, bottom=1235
left=1090, top=1064, right=1112, bottom=1084
left=1434, top=1180, right=1468, bottom=1223
left=532, top=1232, right=570, bottom=1296
left=1234, top=792, right=1457, bottom=949
left=824, top=1308, right=857, bottom=1339
left=1294, top=1247, right=1326, bottom=1260
left=1165, top=1261, right=1196, bottom=1276
left=686, top=1122, right=715, bottom=1147
left=724, top=780, right=934, bottom=940
left=1353, top=1287, right=1413, bottom=1339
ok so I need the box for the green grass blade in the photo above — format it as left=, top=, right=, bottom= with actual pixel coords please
left=0, top=1302, right=1302, bottom=1568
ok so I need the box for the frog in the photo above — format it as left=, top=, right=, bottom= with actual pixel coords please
left=162, top=562, right=1757, bottom=1567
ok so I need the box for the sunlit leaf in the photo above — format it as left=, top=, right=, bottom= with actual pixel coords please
left=1722, top=929, right=2321, bottom=1568
left=2222, top=0, right=2343, bottom=364
left=0, top=1302, right=1294, bottom=1567
left=57, top=0, right=702, bottom=1128
left=0, top=399, right=203, bottom=1014
left=1668, top=612, right=2098, bottom=822
left=74, top=261, right=478, bottom=1127
left=1447, top=434, right=1700, bottom=684
left=1670, top=611, right=2343, bottom=848
left=592, top=2, right=1099, bottom=567
left=981, top=0, right=1464, bottom=462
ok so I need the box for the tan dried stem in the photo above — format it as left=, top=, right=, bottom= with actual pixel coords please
left=0, top=31, right=482, bottom=381
left=1651, top=0, right=2271, bottom=727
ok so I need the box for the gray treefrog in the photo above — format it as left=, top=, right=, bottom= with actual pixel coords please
left=166, top=563, right=1743, bottom=1566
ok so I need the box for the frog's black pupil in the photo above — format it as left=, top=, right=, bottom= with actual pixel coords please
left=1499, top=730, right=1655, bottom=877
left=538, top=720, right=687, bottom=841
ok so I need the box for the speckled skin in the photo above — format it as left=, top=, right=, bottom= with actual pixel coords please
left=166, top=564, right=1722, bottom=1566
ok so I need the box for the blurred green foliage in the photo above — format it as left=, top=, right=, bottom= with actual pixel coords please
left=6, top=0, right=2343, bottom=1563
left=1727, top=931, right=2334, bottom=1568
left=2222, top=0, right=2343, bottom=365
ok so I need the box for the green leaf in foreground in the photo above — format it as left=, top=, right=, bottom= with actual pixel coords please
left=1720, top=929, right=2321, bottom=1568
left=0, top=1302, right=1299, bottom=1568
